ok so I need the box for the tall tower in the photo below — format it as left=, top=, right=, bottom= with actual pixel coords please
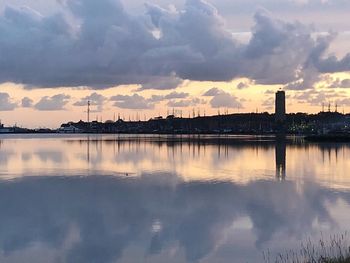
left=87, top=101, right=91, bottom=123
left=275, top=90, right=286, bottom=122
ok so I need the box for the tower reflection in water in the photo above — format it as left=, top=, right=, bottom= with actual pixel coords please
left=80, top=135, right=288, bottom=180
left=275, top=136, right=286, bottom=179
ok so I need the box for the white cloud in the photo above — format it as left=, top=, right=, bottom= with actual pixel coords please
left=209, top=89, right=243, bottom=108
left=293, top=89, right=346, bottom=106
left=34, top=94, right=70, bottom=111
left=203, top=87, right=223, bottom=96
left=73, top=92, right=107, bottom=112
left=152, top=91, right=189, bottom=101
left=262, top=97, right=275, bottom=110
left=167, top=98, right=203, bottom=108
left=325, top=78, right=350, bottom=89
left=336, top=98, right=350, bottom=106
left=0, top=93, right=17, bottom=111
left=111, top=94, right=155, bottom=109
left=21, top=97, right=33, bottom=108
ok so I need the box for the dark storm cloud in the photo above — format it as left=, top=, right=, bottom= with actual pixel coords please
left=34, top=94, right=71, bottom=111
left=137, top=75, right=184, bottom=91
left=0, top=0, right=349, bottom=89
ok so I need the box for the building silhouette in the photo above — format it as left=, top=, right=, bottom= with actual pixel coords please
left=275, top=90, right=286, bottom=123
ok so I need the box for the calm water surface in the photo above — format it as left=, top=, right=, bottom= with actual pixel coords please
left=0, top=134, right=350, bottom=263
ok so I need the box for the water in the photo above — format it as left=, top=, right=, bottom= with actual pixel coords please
left=0, top=134, right=350, bottom=263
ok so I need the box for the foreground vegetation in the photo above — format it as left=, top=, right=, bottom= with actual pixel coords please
left=264, top=234, right=350, bottom=263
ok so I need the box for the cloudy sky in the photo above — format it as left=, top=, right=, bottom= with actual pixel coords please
left=0, top=0, right=349, bottom=128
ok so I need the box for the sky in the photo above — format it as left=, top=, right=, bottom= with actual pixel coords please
left=0, top=0, right=349, bottom=128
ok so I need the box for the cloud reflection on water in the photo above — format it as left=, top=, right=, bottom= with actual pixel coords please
left=1, top=135, right=350, bottom=262
left=0, top=174, right=348, bottom=263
